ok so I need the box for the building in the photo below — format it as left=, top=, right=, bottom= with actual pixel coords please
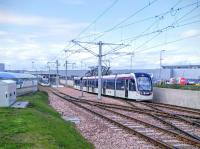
left=0, top=72, right=38, bottom=96
left=29, top=65, right=200, bottom=83
left=0, top=63, right=5, bottom=71
left=162, top=65, right=200, bottom=69
left=0, top=80, right=16, bottom=107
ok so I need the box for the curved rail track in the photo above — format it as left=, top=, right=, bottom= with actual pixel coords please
left=42, top=86, right=200, bottom=148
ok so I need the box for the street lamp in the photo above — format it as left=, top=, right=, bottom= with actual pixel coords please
left=159, top=50, right=166, bottom=80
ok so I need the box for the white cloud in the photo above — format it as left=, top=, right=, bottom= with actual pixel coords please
left=0, top=10, right=91, bottom=69
left=181, top=29, right=200, bottom=38
left=0, top=11, right=45, bottom=26
left=0, top=30, right=8, bottom=36
left=0, top=10, right=88, bottom=30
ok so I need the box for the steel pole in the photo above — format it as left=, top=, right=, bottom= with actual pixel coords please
left=98, top=41, right=102, bottom=100
left=48, top=66, right=51, bottom=85
left=159, top=51, right=161, bottom=80
left=65, top=60, right=68, bottom=87
left=159, top=50, right=165, bottom=80
left=56, top=60, right=59, bottom=87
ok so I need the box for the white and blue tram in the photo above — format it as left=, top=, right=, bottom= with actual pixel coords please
left=74, top=73, right=153, bottom=101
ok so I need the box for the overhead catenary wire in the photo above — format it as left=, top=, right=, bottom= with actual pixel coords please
left=106, top=33, right=200, bottom=68
left=72, top=0, right=160, bottom=60
left=112, top=9, right=199, bottom=51
left=72, top=0, right=188, bottom=56
left=136, top=33, right=200, bottom=54
left=78, top=1, right=199, bottom=63
left=91, top=0, right=159, bottom=41
left=51, top=0, right=200, bottom=70
left=78, top=0, right=198, bottom=43
left=75, top=0, right=119, bottom=39
left=132, top=4, right=200, bottom=52
left=77, top=1, right=199, bottom=60
left=76, top=1, right=198, bottom=41
left=50, top=0, right=119, bottom=62
left=113, top=1, right=200, bottom=44
left=81, top=0, right=192, bottom=57
left=103, top=17, right=163, bottom=55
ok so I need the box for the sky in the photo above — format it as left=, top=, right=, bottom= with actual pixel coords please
left=0, top=0, right=200, bottom=71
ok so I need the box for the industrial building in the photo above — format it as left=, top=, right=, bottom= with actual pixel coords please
left=31, top=67, right=200, bottom=83
left=0, top=72, right=38, bottom=96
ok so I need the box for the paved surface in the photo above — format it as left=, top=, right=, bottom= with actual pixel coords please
left=11, top=101, right=29, bottom=108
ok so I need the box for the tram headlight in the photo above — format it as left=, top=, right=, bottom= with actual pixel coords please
left=140, top=91, right=151, bottom=95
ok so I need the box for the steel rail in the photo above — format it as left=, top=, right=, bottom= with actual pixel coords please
left=147, top=102, right=200, bottom=115
left=49, top=88, right=200, bottom=144
left=52, top=91, right=175, bottom=149
left=51, top=90, right=200, bottom=148
left=48, top=86, right=200, bottom=140
left=54, top=89, right=200, bottom=120
left=72, top=98, right=200, bottom=142
left=126, top=101, right=200, bottom=128
left=55, top=87, right=200, bottom=120
left=99, top=106, right=200, bottom=148
left=46, top=87, right=200, bottom=142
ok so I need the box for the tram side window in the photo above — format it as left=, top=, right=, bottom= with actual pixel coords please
left=116, top=79, right=125, bottom=90
left=129, top=79, right=136, bottom=91
left=106, top=79, right=115, bottom=89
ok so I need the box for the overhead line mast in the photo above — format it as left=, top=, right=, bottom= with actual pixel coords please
left=72, top=40, right=129, bottom=100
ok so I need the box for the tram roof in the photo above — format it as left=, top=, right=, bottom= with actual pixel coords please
left=79, top=73, right=150, bottom=80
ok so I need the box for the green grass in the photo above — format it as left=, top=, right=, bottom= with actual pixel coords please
left=154, top=84, right=200, bottom=91
left=0, top=92, right=94, bottom=149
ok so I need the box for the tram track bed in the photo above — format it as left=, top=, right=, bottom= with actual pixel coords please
left=40, top=86, right=159, bottom=149
left=40, top=86, right=200, bottom=148
left=58, top=87, right=200, bottom=118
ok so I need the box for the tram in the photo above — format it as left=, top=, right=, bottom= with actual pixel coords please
left=74, top=73, right=153, bottom=101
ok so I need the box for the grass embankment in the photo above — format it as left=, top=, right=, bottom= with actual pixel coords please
left=154, top=84, right=200, bottom=91
left=0, top=92, right=93, bottom=149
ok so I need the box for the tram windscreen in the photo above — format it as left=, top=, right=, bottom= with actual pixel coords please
left=137, top=76, right=152, bottom=91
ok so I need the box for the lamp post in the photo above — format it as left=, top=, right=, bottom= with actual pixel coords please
left=159, top=50, right=166, bottom=80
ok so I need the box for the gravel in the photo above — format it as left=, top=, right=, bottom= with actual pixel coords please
left=48, top=91, right=158, bottom=149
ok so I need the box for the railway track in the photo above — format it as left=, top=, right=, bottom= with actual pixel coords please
left=47, top=87, right=200, bottom=141
left=149, top=102, right=200, bottom=115
left=45, top=87, right=200, bottom=148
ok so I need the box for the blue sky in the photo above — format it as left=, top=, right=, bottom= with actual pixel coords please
left=0, top=0, right=199, bottom=70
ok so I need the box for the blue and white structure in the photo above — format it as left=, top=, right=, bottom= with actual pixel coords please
left=0, top=72, right=38, bottom=96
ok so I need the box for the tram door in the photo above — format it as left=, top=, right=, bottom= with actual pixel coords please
left=125, top=80, right=128, bottom=98
left=103, top=80, right=106, bottom=94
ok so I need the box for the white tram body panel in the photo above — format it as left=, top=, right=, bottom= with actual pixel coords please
left=83, top=87, right=87, bottom=92
left=73, top=73, right=153, bottom=101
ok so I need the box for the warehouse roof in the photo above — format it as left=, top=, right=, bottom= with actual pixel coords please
left=162, top=65, right=200, bottom=69
left=0, top=80, right=16, bottom=85
left=0, top=72, right=36, bottom=79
